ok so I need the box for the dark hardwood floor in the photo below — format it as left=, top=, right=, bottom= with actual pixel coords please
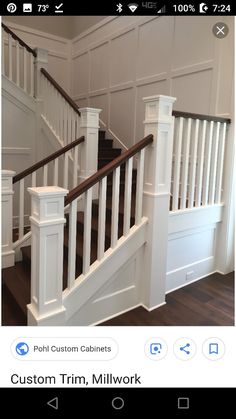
left=100, top=272, right=234, bottom=326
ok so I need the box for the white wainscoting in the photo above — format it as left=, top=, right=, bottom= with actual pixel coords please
left=166, top=205, right=224, bottom=292
left=71, top=15, right=233, bottom=149
left=2, top=20, right=71, bottom=92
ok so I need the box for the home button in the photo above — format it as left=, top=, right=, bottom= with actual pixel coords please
left=111, top=397, right=125, bottom=410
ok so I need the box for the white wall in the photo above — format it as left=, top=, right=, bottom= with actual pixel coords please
left=4, top=16, right=74, bottom=39
left=71, top=15, right=233, bottom=147
left=72, top=16, right=107, bottom=38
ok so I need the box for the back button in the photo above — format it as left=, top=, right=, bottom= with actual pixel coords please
left=47, top=397, right=59, bottom=410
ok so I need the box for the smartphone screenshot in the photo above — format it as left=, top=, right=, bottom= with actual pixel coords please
left=0, top=1, right=235, bottom=414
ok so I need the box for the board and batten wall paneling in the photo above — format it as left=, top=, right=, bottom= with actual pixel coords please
left=2, top=20, right=71, bottom=93
left=71, top=16, right=233, bottom=148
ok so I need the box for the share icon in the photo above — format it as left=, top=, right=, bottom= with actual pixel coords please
left=180, top=343, right=191, bottom=355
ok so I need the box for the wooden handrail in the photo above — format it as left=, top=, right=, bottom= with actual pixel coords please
left=172, top=110, right=231, bottom=124
left=41, top=68, right=81, bottom=116
left=13, top=136, right=85, bottom=184
left=2, top=22, right=37, bottom=57
left=65, top=134, right=153, bottom=206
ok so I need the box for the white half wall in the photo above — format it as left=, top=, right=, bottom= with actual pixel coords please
left=166, top=205, right=224, bottom=293
left=71, top=16, right=233, bottom=148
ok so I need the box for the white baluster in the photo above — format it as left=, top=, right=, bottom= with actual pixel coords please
left=68, top=106, right=72, bottom=144
left=202, top=121, right=214, bottom=205
left=60, top=97, right=64, bottom=141
left=209, top=122, right=221, bottom=205
left=135, top=149, right=145, bottom=225
left=2, top=31, right=5, bottom=75
left=180, top=118, right=191, bottom=209
left=68, top=199, right=77, bottom=289
left=71, top=113, right=76, bottom=142
left=172, top=117, right=183, bottom=210
left=195, top=120, right=207, bottom=207
left=215, top=123, right=227, bottom=203
left=83, top=188, right=92, bottom=274
left=30, top=54, right=34, bottom=96
left=53, top=158, right=59, bottom=185
left=31, top=172, right=36, bottom=187
left=54, top=88, right=58, bottom=134
left=188, top=119, right=199, bottom=208
left=8, top=34, right=13, bottom=81
left=63, top=152, right=69, bottom=189
left=63, top=100, right=68, bottom=145
left=56, top=91, right=60, bottom=137
left=76, top=114, right=80, bottom=138
left=16, top=41, right=20, bottom=87
left=2, top=170, right=16, bottom=268
left=23, top=48, right=27, bottom=92
left=19, top=179, right=24, bottom=239
left=43, top=164, right=48, bottom=186
left=97, top=177, right=107, bottom=260
left=73, top=146, right=78, bottom=188
left=123, top=157, right=133, bottom=236
left=111, top=167, right=120, bottom=248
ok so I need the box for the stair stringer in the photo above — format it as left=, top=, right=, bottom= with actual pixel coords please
left=63, top=218, right=148, bottom=326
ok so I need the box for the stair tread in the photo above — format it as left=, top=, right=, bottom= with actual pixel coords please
left=2, top=263, right=30, bottom=316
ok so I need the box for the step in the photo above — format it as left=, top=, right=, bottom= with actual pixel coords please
left=98, top=138, right=113, bottom=149
left=2, top=263, right=30, bottom=317
left=2, top=284, right=27, bottom=326
left=99, top=130, right=106, bottom=140
left=98, top=159, right=126, bottom=170
left=98, top=148, right=121, bottom=158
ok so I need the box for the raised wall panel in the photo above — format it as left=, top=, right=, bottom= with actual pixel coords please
left=172, top=69, right=212, bottom=114
left=136, top=80, right=168, bottom=142
left=172, top=16, right=215, bottom=70
left=48, top=55, right=69, bottom=92
left=137, top=16, right=173, bottom=80
left=110, top=29, right=136, bottom=87
left=90, top=42, right=109, bottom=92
left=73, top=52, right=89, bottom=96
left=167, top=227, right=215, bottom=272
left=110, top=88, right=134, bottom=148
left=89, top=94, right=108, bottom=125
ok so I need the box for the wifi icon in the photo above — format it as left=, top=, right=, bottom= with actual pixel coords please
left=128, top=3, right=138, bottom=12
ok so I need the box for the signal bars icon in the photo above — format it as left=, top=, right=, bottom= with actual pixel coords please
left=128, top=3, right=138, bottom=12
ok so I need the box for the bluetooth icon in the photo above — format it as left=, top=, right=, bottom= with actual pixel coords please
left=116, top=3, right=123, bottom=13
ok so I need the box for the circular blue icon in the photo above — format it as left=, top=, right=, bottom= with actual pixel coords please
left=15, top=342, right=29, bottom=356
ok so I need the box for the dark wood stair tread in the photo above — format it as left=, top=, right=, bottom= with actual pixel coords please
left=2, top=263, right=30, bottom=316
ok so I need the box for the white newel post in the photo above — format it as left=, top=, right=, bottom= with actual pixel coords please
left=79, top=107, right=101, bottom=186
left=27, top=186, right=68, bottom=326
left=1, top=170, right=15, bottom=268
left=142, top=95, right=176, bottom=310
left=34, top=47, right=48, bottom=98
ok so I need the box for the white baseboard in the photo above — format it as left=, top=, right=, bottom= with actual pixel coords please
left=141, top=301, right=166, bottom=312
left=92, top=303, right=141, bottom=326
left=166, top=257, right=215, bottom=294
